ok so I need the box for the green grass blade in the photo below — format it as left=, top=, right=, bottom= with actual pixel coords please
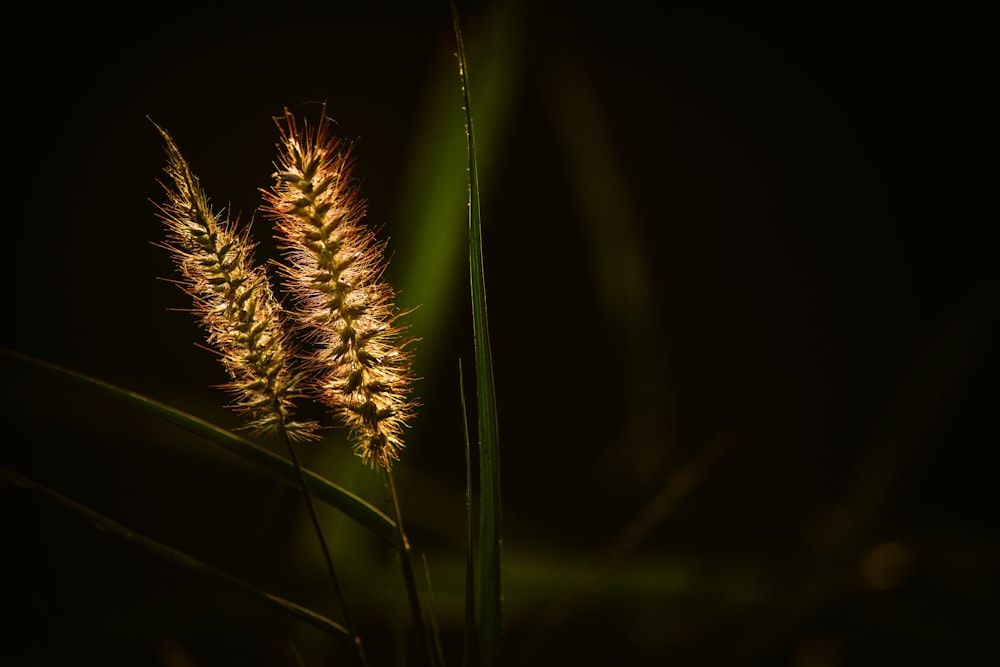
left=459, top=359, right=476, bottom=667
left=0, top=346, right=400, bottom=548
left=451, top=6, right=503, bottom=665
left=0, top=465, right=350, bottom=639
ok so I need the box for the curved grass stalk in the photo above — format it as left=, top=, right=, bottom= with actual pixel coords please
left=0, top=347, right=400, bottom=548
left=0, top=465, right=349, bottom=639
left=384, top=468, right=437, bottom=667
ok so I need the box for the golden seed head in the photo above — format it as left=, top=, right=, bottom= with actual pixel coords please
left=265, top=107, right=416, bottom=468
left=153, top=122, right=316, bottom=441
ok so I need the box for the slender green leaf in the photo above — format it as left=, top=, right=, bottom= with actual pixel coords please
left=0, top=465, right=349, bottom=639
left=0, top=346, right=400, bottom=548
left=451, top=6, right=503, bottom=665
left=459, top=359, right=476, bottom=667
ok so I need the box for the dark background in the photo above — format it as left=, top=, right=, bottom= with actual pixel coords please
left=2, top=2, right=995, bottom=666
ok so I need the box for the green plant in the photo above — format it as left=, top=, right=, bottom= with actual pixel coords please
left=4, top=4, right=993, bottom=667
left=1, top=11, right=499, bottom=667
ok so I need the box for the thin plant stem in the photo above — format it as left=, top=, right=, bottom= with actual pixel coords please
left=459, top=359, right=477, bottom=667
left=282, top=427, right=368, bottom=667
left=421, top=553, right=448, bottom=667
left=384, top=468, right=435, bottom=667
left=0, top=466, right=350, bottom=639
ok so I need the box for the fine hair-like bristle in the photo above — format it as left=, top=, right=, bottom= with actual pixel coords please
left=153, top=122, right=316, bottom=442
left=265, top=107, right=416, bottom=469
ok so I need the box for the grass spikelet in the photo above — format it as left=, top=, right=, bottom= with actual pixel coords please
left=265, top=107, right=416, bottom=470
left=153, top=122, right=316, bottom=442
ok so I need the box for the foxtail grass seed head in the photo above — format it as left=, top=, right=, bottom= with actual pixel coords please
left=265, top=108, right=416, bottom=469
left=153, top=123, right=316, bottom=441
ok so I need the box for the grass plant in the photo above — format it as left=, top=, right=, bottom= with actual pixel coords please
left=1, top=11, right=496, bottom=666
left=2, top=4, right=988, bottom=667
